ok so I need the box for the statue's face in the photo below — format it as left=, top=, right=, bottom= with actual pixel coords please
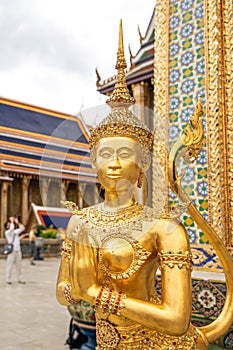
left=95, top=137, right=141, bottom=192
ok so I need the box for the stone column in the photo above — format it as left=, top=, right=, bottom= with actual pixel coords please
left=40, top=178, right=50, bottom=207
left=78, top=183, right=86, bottom=209
left=0, top=180, right=12, bottom=237
left=132, top=82, right=146, bottom=109
left=61, top=180, right=69, bottom=203
left=21, top=177, right=30, bottom=225
left=94, top=183, right=99, bottom=204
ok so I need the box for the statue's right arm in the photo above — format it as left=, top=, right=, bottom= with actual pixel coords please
left=56, top=215, right=80, bottom=306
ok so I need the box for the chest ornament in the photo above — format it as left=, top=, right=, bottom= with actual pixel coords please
left=99, top=236, right=151, bottom=280
left=79, top=203, right=157, bottom=280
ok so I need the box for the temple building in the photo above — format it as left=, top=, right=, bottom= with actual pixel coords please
left=97, top=9, right=154, bottom=109
left=0, top=97, right=99, bottom=237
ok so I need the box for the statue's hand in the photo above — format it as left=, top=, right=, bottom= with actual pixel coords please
left=70, top=230, right=98, bottom=302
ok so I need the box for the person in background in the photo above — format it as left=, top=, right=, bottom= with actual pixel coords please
left=29, top=225, right=37, bottom=265
left=4, top=216, right=26, bottom=284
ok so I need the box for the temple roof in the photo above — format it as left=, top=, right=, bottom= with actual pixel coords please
left=97, top=9, right=154, bottom=95
left=0, top=97, right=97, bottom=182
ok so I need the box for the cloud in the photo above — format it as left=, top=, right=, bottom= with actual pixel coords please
left=0, top=0, right=155, bottom=116
left=0, top=0, right=92, bottom=75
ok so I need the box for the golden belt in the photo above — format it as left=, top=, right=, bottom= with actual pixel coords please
left=96, top=318, right=198, bottom=350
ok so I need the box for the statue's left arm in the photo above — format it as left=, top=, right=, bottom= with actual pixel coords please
left=118, top=219, right=192, bottom=335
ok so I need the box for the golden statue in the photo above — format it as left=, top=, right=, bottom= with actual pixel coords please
left=57, top=20, right=233, bottom=349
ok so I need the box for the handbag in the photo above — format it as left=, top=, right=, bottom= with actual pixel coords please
left=4, top=234, right=15, bottom=255
left=4, top=243, right=14, bottom=255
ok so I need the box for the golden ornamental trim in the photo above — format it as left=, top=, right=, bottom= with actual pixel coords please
left=152, top=0, right=170, bottom=210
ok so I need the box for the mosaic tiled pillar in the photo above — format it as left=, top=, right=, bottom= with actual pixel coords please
left=153, top=0, right=233, bottom=267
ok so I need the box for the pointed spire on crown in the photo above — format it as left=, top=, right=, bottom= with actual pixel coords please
left=106, top=19, right=135, bottom=108
left=89, top=20, right=153, bottom=152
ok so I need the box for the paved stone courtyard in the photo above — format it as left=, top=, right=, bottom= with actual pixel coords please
left=0, top=257, right=71, bottom=350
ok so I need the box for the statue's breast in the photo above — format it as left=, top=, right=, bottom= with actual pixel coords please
left=101, top=238, right=134, bottom=272
left=98, top=236, right=152, bottom=280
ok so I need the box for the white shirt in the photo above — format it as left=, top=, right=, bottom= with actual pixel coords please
left=5, top=223, right=25, bottom=251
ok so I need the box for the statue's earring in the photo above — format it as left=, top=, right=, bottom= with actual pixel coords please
left=137, top=171, right=144, bottom=188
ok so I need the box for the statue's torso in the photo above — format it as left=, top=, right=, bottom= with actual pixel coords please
left=66, top=203, right=207, bottom=349
left=69, top=203, right=160, bottom=301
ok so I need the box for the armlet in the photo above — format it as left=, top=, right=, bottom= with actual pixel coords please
left=158, top=250, right=193, bottom=270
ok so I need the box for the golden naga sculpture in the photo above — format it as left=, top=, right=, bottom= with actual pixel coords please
left=56, top=20, right=233, bottom=349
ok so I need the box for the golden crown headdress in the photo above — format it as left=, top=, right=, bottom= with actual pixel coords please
left=89, top=20, right=153, bottom=151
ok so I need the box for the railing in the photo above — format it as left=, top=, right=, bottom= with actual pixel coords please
left=0, top=238, right=62, bottom=258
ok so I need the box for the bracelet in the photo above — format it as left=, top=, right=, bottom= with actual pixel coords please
left=158, top=250, right=193, bottom=270
left=64, top=283, right=79, bottom=305
left=95, top=286, right=126, bottom=316
left=61, top=241, right=72, bottom=259
left=95, top=286, right=105, bottom=307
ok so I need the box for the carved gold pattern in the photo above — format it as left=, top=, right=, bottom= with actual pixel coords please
left=159, top=201, right=190, bottom=219
left=205, top=0, right=233, bottom=244
left=61, top=240, right=72, bottom=259
left=99, top=238, right=151, bottom=281
left=89, top=107, right=153, bottom=152
left=61, top=200, right=82, bottom=215
left=181, top=99, right=205, bottom=163
left=64, top=283, right=79, bottom=305
left=153, top=0, right=170, bottom=211
left=95, top=286, right=126, bottom=316
left=106, top=20, right=135, bottom=108
left=87, top=202, right=146, bottom=227
left=96, top=318, right=198, bottom=350
left=158, top=250, right=193, bottom=270
left=96, top=319, right=120, bottom=348
left=95, top=67, right=102, bottom=87
left=77, top=204, right=155, bottom=280
left=222, top=0, right=233, bottom=246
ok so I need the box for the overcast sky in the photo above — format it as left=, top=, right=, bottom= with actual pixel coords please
left=0, top=0, right=155, bottom=120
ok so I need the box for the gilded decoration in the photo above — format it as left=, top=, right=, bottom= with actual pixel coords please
left=96, top=317, right=198, bottom=349
left=223, top=0, right=233, bottom=246
left=152, top=2, right=233, bottom=345
left=204, top=0, right=233, bottom=246
left=153, top=0, right=170, bottom=212
left=204, top=0, right=225, bottom=242
left=158, top=250, right=193, bottom=270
